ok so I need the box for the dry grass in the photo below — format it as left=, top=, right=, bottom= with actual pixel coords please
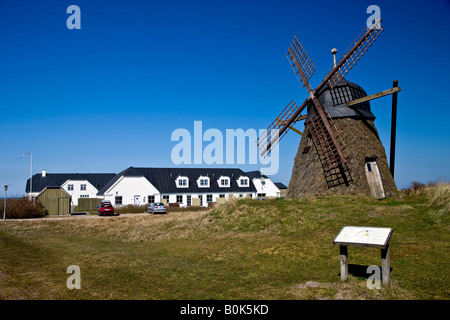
left=401, top=181, right=449, bottom=225
left=0, top=184, right=449, bottom=300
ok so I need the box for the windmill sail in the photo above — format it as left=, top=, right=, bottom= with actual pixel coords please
left=321, top=19, right=383, bottom=89
left=257, top=20, right=383, bottom=174
left=257, top=100, right=305, bottom=157
left=306, top=105, right=347, bottom=172
left=286, top=36, right=316, bottom=88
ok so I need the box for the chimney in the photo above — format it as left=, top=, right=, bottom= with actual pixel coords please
left=42, top=169, right=46, bottom=177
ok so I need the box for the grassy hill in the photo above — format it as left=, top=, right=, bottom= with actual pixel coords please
left=0, top=183, right=448, bottom=300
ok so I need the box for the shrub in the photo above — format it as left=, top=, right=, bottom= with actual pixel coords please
left=114, top=204, right=148, bottom=214
left=167, top=205, right=210, bottom=213
left=0, top=198, right=46, bottom=219
left=402, top=181, right=437, bottom=195
left=113, top=203, right=211, bottom=213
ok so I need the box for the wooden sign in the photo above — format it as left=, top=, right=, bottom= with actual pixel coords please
left=333, top=226, right=393, bottom=248
left=333, top=226, right=394, bottom=286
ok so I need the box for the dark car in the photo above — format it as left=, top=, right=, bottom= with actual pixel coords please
left=97, top=201, right=115, bottom=216
left=147, top=202, right=167, bottom=214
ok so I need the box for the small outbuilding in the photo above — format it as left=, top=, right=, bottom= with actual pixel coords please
left=274, top=182, right=288, bottom=198
left=36, top=186, right=72, bottom=215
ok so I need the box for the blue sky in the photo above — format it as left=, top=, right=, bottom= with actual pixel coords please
left=0, top=0, right=449, bottom=197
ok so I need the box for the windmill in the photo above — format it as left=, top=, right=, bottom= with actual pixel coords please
left=257, top=19, right=399, bottom=199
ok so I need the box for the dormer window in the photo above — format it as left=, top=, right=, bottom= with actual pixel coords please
left=176, top=176, right=189, bottom=188
left=197, top=176, right=210, bottom=188
left=237, top=176, right=249, bottom=187
left=218, top=176, right=230, bottom=187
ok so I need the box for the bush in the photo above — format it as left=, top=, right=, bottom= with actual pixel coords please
left=0, top=198, right=46, bottom=219
left=114, top=204, right=148, bottom=214
left=167, top=205, right=210, bottom=213
left=402, top=181, right=437, bottom=195
left=113, top=203, right=212, bottom=214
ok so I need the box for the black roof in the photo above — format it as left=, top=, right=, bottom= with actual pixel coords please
left=25, top=173, right=116, bottom=193
left=274, top=182, right=287, bottom=189
left=97, top=167, right=257, bottom=195
left=245, top=170, right=268, bottom=179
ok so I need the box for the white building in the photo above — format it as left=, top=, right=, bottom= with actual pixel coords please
left=97, top=167, right=258, bottom=207
left=246, top=170, right=283, bottom=198
left=26, top=167, right=286, bottom=207
left=25, top=170, right=116, bottom=205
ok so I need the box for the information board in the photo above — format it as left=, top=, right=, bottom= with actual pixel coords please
left=333, top=226, right=393, bottom=248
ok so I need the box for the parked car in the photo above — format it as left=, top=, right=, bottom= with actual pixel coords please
left=147, top=202, right=167, bottom=214
left=97, top=201, right=115, bottom=216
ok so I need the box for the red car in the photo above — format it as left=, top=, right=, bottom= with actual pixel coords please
left=97, top=201, right=115, bottom=216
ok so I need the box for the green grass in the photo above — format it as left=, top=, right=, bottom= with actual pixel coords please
left=0, top=184, right=448, bottom=300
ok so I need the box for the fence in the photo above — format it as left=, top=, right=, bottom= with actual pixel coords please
left=76, top=198, right=103, bottom=214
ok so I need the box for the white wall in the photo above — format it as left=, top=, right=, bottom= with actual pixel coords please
left=101, top=176, right=160, bottom=206
left=98, top=175, right=259, bottom=208
left=61, top=180, right=99, bottom=206
left=252, top=178, right=281, bottom=198
left=163, top=192, right=256, bottom=207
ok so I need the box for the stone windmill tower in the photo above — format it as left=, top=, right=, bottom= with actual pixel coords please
left=257, top=20, right=398, bottom=199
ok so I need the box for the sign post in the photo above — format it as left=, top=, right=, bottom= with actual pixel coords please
left=333, top=226, right=393, bottom=286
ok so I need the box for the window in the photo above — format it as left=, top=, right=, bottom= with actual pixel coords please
left=197, top=176, right=210, bottom=188
left=80, top=184, right=86, bottom=191
left=219, top=194, right=225, bottom=198
left=176, top=176, right=189, bottom=188
left=162, top=195, right=169, bottom=201
left=257, top=193, right=266, bottom=197
left=238, top=177, right=249, bottom=187
left=206, top=194, right=213, bottom=202
left=67, top=184, right=74, bottom=191
left=220, top=178, right=229, bottom=186
left=176, top=195, right=183, bottom=203
left=178, top=179, right=187, bottom=186
left=115, top=196, right=122, bottom=205
left=148, top=195, right=155, bottom=204
left=80, top=195, right=89, bottom=198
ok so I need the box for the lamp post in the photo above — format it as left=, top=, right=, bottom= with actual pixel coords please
left=3, top=185, right=8, bottom=221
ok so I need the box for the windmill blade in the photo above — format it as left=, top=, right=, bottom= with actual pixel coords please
left=286, top=36, right=316, bottom=88
left=257, top=99, right=310, bottom=157
left=306, top=103, right=347, bottom=172
left=319, top=19, right=383, bottom=90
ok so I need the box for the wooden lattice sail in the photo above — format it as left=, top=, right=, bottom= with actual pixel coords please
left=257, top=20, right=398, bottom=198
